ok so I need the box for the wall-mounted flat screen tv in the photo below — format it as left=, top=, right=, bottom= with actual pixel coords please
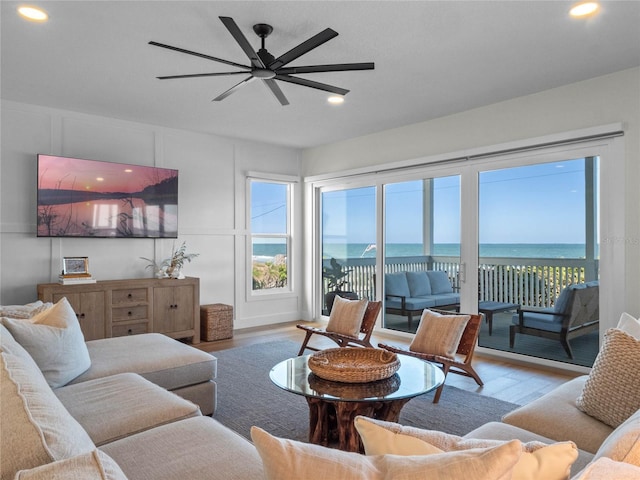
left=37, top=154, right=178, bottom=238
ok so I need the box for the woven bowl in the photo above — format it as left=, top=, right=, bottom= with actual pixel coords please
left=308, top=348, right=400, bottom=383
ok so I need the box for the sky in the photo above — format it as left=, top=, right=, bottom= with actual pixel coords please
left=319, top=157, right=595, bottom=245
left=38, top=155, right=177, bottom=193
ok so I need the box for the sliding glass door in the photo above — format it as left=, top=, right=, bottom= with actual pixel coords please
left=383, top=176, right=461, bottom=333
left=320, top=186, right=376, bottom=315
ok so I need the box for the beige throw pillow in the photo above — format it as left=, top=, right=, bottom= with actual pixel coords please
left=354, top=416, right=578, bottom=480
left=410, top=309, right=470, bottom=358
left=573, top=457, right=640, bottom=480
left=0, top=301, right=53, bottom=319
left=251, top=426, right=522, bottom=480
left=2, top=297, right=91, bottom=388
left=326, top=295, right=368, bottom=337
left=576, top=328, right=640, bottom=428
left=14, top=450, right=128, bottom=480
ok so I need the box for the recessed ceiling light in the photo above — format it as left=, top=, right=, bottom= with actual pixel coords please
left=328, top=95, right=345, bottom=105
left=569, top=2, right=599, bottom=17
left=17, top=5, right=49, bottom=22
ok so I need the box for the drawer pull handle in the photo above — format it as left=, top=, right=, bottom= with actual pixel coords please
left=127, top=293, right=132, bottom=298
left=128, top=329, right=133, bottom=335
left=128, top=311, right=132, bottom=316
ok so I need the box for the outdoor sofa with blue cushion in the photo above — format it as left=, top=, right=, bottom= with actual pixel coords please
left=510, top=280, right=599, bottom=359
left=384, top=271, right=460, bottom=329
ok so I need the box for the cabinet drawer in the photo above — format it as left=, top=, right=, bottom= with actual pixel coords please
left=112, top=322, right=148, bottom=337
left=112, top=288, right=148, bottom=305
left=112, top=305, right=148, bottom=322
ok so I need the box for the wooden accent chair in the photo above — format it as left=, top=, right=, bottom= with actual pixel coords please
left=297, top=301, right=382, bottom=356
left=379, top=309, right=484, bottom=403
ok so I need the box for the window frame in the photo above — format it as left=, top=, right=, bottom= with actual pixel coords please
left=247, top=174, right=295, bottom=298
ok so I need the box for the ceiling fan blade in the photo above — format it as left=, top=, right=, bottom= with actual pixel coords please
left=262, top=79, right=290, bottom=106
left=157, top=72, right=248, bottom=80
left=212, top=76, right=256, bottom=102
left=268, top=28, right=338, bottom=70
left=275, top=74, right=349, bottom=95
left=149, top=41, right=250, bottom=70
left=276, top=62, right=375, bottom=75
left=219, top=16, right=265, bottom=69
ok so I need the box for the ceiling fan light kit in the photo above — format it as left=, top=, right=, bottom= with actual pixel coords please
left=150, top=16, right=374, bottom=106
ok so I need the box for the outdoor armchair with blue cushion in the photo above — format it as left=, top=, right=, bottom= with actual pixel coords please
left=384, top=270, right=460, bottom=329
left=509, top=281, right=599, bottom=359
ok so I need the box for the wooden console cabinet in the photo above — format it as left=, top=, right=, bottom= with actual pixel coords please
left=37, top=277, right=200, bottom=344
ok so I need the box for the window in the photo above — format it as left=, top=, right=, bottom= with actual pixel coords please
left=250, top=179, right=292, bottom=294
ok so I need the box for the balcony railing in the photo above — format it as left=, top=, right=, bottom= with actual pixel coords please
left=324, top=256, right=599, bottom=309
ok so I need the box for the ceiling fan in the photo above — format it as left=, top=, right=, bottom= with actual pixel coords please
left=149, top=16, right=374, bottom=106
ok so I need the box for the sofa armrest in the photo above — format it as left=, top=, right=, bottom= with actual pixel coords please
left=385, top=293, right=407, bottom=309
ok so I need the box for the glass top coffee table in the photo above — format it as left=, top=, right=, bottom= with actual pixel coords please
left=269, top=353, right=445, bottom=452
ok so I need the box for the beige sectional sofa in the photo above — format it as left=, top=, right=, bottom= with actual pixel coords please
left=2, top=297, right=639, bottom=479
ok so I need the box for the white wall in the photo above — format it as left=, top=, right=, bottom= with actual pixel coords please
left=301, top=67, right=640, bottom=318
left=0, top=101, right=303, bottom=329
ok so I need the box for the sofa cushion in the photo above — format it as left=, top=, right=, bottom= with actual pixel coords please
left=251, top=425, right=522, bottom=480
left=385, top=272, right=411, bottom=298
left=591, top=408, right=640, bottom=466
left=503, top=376, right=613, bottom=454
left=427, top=270, right=454, bottom=294
left=55, top=372, right=201, bottom=446
left=0, top=300, right=52, bottom=319
left=14, top=450, right=128, bottom=480
left=410, top=309, right=470, bottom=358
left=385, top=296, right=436, bottom=311
left=102, top=416, right=264, bottom=480
left=407, top=271, right=432, bottom=296
left=326, top=295, right=368, bottom=336
left=572, top=457, right=640, bottom=480
left=511, top=310, right=564, bottom=331
left=2, top=297, right=91, bottom=388
left=0, top=333, right=95, bottom=480
left=576, top=328, right=640, bottom=428
left=354, top=417, right=578, bottom=480
left=68, top=333, right=215, bottom=391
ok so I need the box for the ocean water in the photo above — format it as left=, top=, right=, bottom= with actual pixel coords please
left=253, top=243, right=594, bottom=260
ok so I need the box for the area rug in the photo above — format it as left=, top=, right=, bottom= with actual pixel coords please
left=211, top=340, right=519, bottom=442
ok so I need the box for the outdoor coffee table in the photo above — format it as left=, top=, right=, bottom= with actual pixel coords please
left=269, top=353, right=445, bottom=452
left=478, top=301, right=520, bottom=335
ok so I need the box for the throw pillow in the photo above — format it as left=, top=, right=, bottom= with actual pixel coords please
left=2, top=297, right=91, bottom=388
left=251, top=426, right=522, bottom=480
left=354, top=416, right=578, bottom=480
left=14, top=450, right=128, bottom=480
left=326, top=295, right=368, bottom=337
left=409, top=309, right=470, bottom=358
left=576, top=328, right=640, bottom=428
left=592, top=408, right=640, bottom=466
left=617, top=312, right=640, bottom=340
left=0, top=300, right=53, bottom=319
left=406, top=271, right=432, bottom=297
left=573, top=457, right=640, bottom=480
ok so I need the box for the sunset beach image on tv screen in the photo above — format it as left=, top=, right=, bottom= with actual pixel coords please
left=37, top=155, right=178, bottom=238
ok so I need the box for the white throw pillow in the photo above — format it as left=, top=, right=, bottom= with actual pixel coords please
left=410, top=309, right=470, bottom=358
left=251, top=426, right=522, bottom=480
left=2, top=297, right=91, bottom=388
left=326, top=295, right=368, bottom=337
left=617, top=312, right=640, bottom=340
left=354, top=416, right=578, bottom=480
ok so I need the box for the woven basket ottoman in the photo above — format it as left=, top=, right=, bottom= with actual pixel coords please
left=200, top=304, right=233, bottom=341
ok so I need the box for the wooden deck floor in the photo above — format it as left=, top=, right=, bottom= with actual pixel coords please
left=196, top=321, right=580, bottom=406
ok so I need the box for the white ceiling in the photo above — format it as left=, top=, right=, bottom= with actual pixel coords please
left=2, top=1, right=639, bottom=149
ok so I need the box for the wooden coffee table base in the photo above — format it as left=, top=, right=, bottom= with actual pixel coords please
left=306, top=397, right=412, bottom=452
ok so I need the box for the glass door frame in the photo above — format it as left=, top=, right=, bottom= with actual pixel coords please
left=306, top=129, right=625, bottom=369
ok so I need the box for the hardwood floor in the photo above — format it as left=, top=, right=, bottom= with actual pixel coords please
left=196, top=321, right=580, bottom=406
